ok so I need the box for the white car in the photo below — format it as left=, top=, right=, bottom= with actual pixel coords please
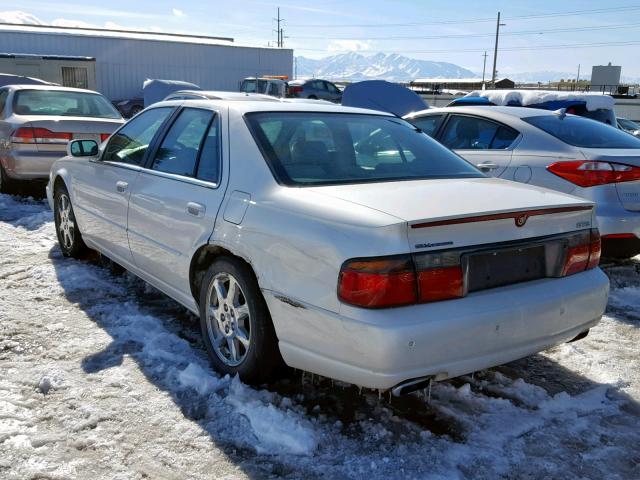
left=405, top=106, right=640, bottom=258
left=47, top=100, right=609, bottom=393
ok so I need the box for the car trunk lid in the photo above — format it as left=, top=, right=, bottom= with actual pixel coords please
left=580, top=147, right=640, bottom=211
left=19, top=117, right=123, bottom=153
left=308, top=177, right=594, bottom=252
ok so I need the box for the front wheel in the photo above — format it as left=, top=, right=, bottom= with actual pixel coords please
left=199, top=257, right=282, bottom=385
left=54, top=185, right=87, bottom=258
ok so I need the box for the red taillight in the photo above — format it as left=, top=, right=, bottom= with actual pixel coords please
left=562, top=228, right=601, bottom=276
left=414, top=250, right=464, bottom=302
left=547, top=161, right=640, bottom=187
left=417, top=266, right=464, bottom=302
left=100, top=133, right=111, bottom=142
left=338, top=251, right=464, bottom=308
left=11, top=127, right=72, bottom=144
left=338, top=257, right=417, bottom=308
left=289, top=85, right=303, bottom=94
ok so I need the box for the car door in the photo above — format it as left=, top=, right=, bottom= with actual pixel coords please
left=437, top=114, right=520, bottom=177
left=126, top=106, right=227, bottom=301
left=71, top=107, right=174, bottom=263
left=324, top=81, right=342, bottom=102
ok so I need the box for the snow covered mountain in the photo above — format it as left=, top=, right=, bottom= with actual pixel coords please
left=295, top=52, right=475, bottom=82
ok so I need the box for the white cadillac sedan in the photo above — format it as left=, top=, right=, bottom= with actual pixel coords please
left=47, top=100, right=609, bottom=394
left=405, top=106, right=640, bottom=258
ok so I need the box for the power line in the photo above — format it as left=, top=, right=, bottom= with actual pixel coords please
left=288, top=4, right=640, bottom=28
left=290, top=21, right=640, bottom=41
left=293, top=39, right=640, bottom=54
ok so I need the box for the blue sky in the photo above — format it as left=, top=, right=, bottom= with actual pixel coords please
left=2, top=0, right=640, bottom=77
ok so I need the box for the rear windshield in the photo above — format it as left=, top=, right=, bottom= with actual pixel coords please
left=245, top=112, right=484, bottom=186
left=14, top=90, right=122, bottom=119
left=523, top=114, right=640, bottom=149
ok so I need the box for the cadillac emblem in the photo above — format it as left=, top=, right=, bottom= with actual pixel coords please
left=515, top=214, right=528, bottom=227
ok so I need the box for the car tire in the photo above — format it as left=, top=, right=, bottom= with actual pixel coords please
left=129, top=105, right=143, bottom=118
left=54, top=184, right=88, bottom=258
left=0, top=164, right=15, bottom=194
left=308, top=95, right=318, bottom=100
left=199, top=257, right=282, bottom=385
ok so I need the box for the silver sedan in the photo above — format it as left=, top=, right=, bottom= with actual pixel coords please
left=0, top=85, right=124, bottom=193
left=405, top=106, right=640, bottom=258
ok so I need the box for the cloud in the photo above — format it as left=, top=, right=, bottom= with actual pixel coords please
left=327, top=39, right=372, bottom=53
left=172, top=8, right=185, bottom=17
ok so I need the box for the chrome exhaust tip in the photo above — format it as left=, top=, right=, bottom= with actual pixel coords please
left=391, top=376, right=433, bottom=397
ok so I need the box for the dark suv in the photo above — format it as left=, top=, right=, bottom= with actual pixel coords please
left=288, top=79, right=342, bottom=103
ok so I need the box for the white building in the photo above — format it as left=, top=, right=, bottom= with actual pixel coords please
left=0, top=23, right=293, bottom=100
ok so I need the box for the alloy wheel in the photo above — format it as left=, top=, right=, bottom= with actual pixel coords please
left=57, top=193, right=75, bottom=250
left=204, top=272, right=252, bottom=367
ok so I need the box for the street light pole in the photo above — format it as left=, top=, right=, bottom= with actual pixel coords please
left=491, top=12, right=505, bottom=87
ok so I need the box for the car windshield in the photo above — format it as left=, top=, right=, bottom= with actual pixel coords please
left=523, top=114, right=640, bottom=149
left=245, top=112, right=484, bottom=186
left=14, top=89, right=122, bottom=119
left=619, top=118, right=640, bottom=130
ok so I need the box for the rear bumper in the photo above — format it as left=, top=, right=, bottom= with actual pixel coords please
left=265, top=268, right=609, bottom=389
left=1, top=150, right=64, bottom=180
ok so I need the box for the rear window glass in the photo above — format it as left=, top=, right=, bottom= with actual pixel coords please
left=13, top=89, right=121, bottom=119
left=245, top=112, right=483, bottom=186
left=523, top=114, right=640, bottom=149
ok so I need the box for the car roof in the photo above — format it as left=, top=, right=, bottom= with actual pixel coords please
left=154, top=98, right=391, bottom=116
left=6, top=84, right=103, bottom=94
left=168, top=90, right=279, bottom=102
left=407, top=105, right=554, bottom=121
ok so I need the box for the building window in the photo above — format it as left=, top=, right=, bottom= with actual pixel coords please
left=61, top=67, right=89, bottom=89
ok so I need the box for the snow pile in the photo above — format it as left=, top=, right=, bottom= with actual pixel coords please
left=226, top=376, right=318, bottom=455
left=465, top=89, right=616, bottom=111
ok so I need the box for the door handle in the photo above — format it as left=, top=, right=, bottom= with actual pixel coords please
left=187, top=202, right=206, bottom=217
left=116, top=181, right=128, bottom=193
left=476, top=162, right=499, bottom=172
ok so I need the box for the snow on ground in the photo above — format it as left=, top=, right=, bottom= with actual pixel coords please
left=1, top=193, right=639, bottom=479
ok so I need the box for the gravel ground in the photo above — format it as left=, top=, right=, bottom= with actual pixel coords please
left=1, top=192, right=639, bottom=480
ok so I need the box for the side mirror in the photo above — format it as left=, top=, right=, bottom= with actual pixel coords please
left=68, top=139, right=99, bottom=157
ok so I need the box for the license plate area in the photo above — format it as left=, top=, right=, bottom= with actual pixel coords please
left=464, top=245, right=547, bottom=293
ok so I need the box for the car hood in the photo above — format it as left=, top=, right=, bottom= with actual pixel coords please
left=307, top=177, right=591, bottom=223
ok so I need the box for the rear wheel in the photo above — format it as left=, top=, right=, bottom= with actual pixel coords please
left=199, top=257, right=282, bottom=384
left=0, top=164, right=15, bottom=194
left=54, top=185, right=87, bottom=258
left=308, top=95, right=318, bottom=100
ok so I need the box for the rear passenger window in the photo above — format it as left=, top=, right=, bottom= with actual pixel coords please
left=0, top=89, right=8, bottom=117
left=103, top=107, right=172, bottom=165
left=410, top=115, right=443, bottom=137
left=196, top=118, right=221, bottom=183
left=441, top=115, right=518, bottom=150
left=151, top=108, right=214, bottom=177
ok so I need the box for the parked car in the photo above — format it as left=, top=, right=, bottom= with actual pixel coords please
left=448, top=90, right=617, bottom=127
left=112, top=97, right=143, bottom=118
left=405, top=106, right=640, bottom=257
left=240, top=77, right=287, bottom=98
left=164, top=90, right=278, bottom=102
left=0, top=85, right=124, bottom=193
left=618, top=117, right=640, bottom=137
left=288, top=79, right=342, bottom=102
left=47, top=100, right=608, bottom=392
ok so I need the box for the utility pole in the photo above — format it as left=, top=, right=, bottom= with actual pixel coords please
left=491, top=12, right=505, bottom=87
left=276, top=8, right=282, bottom=47
left=576, top=64, right=581, bottom=84
left=274, top=8, right=286, bottom=48
left=481, top=51, right=488, bottom=86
